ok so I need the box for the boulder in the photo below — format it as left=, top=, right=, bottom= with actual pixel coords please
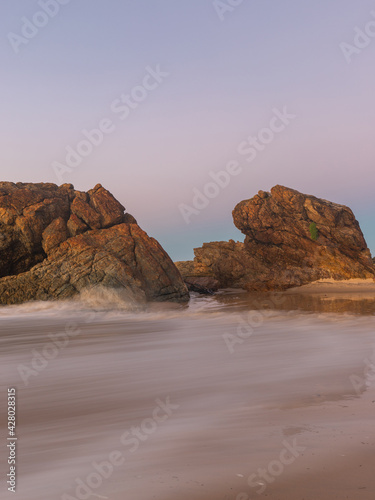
left=42, top=217, right=69, bottom=254
left=88, top=183, right=126, bottom=227
left=178, top=186, right=375, bottom=291
left=184, top=277, right=220, bottom=295
left=0, top=182, right=189, bottom=305
left=176, top=240, right=258, bottom=289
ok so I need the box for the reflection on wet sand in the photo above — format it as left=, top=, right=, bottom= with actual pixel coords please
left=214, top=288, right=375, bottom=315
left=0, top=289, right=375, bottom=500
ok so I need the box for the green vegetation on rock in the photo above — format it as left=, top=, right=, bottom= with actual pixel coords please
left=309, top=222, right=318, bottom=241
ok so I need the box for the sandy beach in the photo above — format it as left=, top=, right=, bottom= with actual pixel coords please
left=1, top=290, right=374, bottom=500
left=230, top=385, right=375, bottom=500
left=286, top=278, right=375, bottom=296
left=172, top=385, right=375, bottom=500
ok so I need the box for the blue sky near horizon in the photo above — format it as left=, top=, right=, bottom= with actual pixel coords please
left=1, top=0, right=375, bottom=260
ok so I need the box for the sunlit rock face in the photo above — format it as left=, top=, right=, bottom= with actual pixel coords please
left=177, top=186, right=375, bottom=291
left=0, top=182, right=189, bottom=305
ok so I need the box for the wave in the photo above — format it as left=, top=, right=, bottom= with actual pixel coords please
left=1, top=286, right=375, bottom=327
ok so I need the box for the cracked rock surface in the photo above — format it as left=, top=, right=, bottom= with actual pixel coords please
left=0, top=182, right=189, bottom=305
left=176, top=185, right=375, bottom=291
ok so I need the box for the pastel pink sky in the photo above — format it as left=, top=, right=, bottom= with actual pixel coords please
left=1, top=0, right=374, bottom=260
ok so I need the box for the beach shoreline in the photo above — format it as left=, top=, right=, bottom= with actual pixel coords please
left=1, top=287, right=374, bottom=500
left=285, top=278, right=375, bottom=295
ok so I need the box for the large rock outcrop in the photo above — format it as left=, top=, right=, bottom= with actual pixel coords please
left=176, top=240, right=256, bottom=290
left=176, top=186, right=375, bottom=291
left=0, top=182, right=189, bottom=305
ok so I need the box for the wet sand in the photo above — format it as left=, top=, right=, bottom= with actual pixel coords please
left=286, top=278, right=375, bottom=296
left=1, top=290, right=375, bottom=500
left=213, top=279, right=375, bottom=316
left=230, top=385, right=375, bottom=500
left=170, top=382, right=375, bottom=500
left=191, top=281, right=375, bottom=500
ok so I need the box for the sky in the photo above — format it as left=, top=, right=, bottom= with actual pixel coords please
left=1, top=0, right=375, bottom=261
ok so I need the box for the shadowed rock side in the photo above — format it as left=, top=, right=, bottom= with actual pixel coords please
left=0, top=182, right=189, bottom=305
left=176, top=241, right=256, bottom=290
left=176, top=186, right=375, bottom=291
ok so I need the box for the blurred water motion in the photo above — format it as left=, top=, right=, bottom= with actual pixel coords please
left=1, top=291, right=375, bottom=499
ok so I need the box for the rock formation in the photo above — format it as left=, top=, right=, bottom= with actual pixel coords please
left=176, top=185, right=375, bottom=291
left=176, top=240, right=261, bottom=290
left=0, top=182, right=189, bottom=305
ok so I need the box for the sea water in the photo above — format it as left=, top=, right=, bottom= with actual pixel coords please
left=1, top=290, right=375, bottom=500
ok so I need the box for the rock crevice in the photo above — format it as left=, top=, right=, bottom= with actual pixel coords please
left=177, top=186, right=374, bottom=291
left=0, top=182, right=189, bottom=305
